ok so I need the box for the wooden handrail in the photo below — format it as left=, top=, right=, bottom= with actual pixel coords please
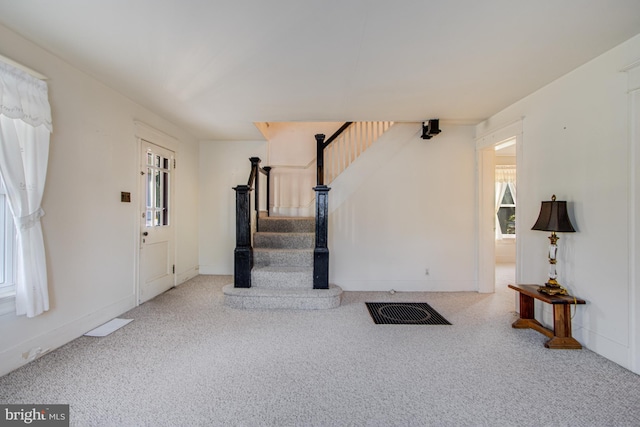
left=321, top=121, right=394, bottom=184
left=323, top=122, right=353, bottom=148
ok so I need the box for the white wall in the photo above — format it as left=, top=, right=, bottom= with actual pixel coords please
left=264, top=122, right=342, bottom=166
left=477, top=34, right=640, bottom=369
left=0, top=24, right=200, bottom=376
left=329, top=123, right=477, bottom=292
left=199, top=140, right=267, bottom=274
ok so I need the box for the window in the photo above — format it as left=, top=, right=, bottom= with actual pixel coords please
left=0, top=178, right=16, bottom=305
left=0, top=60, right=52, bottom=317
left=497, top=183, right=516, bottom=237
left=495, top=162, right=516, bottom=240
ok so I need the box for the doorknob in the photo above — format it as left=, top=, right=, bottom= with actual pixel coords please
left=142, top=232, right=148, bottom=236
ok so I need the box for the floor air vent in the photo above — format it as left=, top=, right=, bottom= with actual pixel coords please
left=365, top=302, right=451, bottom=325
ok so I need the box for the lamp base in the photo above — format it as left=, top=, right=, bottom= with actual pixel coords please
left=538, top=282, right=568, bottom=296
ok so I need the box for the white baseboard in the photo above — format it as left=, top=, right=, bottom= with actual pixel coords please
left=334, top=279, right=476, bottom=292
left=177, top=265, right=199, bottom=285
left=198, top=265, right=232, bottom=275
left=574, top=324, right=630, bottom=369
left=0, top=295, right=135, bottom=377
left=534, top=305, right=631, bottom=370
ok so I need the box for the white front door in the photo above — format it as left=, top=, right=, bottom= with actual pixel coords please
left=139, top=140, right=175, bottom=303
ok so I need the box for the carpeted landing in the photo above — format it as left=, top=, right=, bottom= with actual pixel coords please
left=2, top=275, right=640, bottom=426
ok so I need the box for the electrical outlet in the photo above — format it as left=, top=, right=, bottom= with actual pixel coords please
left=425, top=268, right=430, bottom=276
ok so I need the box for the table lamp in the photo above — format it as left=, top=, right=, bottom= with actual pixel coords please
left=531, top=195, right=576, bottom=295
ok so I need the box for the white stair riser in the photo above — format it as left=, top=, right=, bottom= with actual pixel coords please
left=252, top=268, right=313, bottom=289
left=254, top=232, right=314, bottom=249
left=259, top=218, right=314, bottom=233
left=253, top=249, right=313, bottom=267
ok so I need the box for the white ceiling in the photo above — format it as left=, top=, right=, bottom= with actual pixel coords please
left=1, top=0, right=639, bottom=140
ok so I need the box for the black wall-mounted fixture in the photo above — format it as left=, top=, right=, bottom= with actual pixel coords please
left=421, top=119, right=441, bottom=139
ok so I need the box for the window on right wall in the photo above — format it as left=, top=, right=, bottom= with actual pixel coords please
left=497, top=183, right=516, bottom=236
left=495, top=165, right=516, bottom=240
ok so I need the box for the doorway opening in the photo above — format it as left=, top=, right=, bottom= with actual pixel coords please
left=494, top=138, right=516, bottom=293
left=138, top=140, right=175, bottom=304
left=476, top=119, right=522, bottom=294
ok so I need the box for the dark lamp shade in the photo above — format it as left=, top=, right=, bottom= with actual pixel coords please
left=531, top=200, right=576, bottom=232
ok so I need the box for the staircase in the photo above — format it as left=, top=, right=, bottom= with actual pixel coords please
left=226, top=122, right=395, bottom=309
left=223, top=216, right=342, bottom=309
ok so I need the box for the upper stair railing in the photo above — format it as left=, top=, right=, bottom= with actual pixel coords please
left=319, top=121, right=394, bottom=184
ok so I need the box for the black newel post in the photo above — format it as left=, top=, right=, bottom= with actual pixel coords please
left=233, top=184, right=252, bottom=288
left=313, top=185, right=330, bottom=289
left=315, top=134, right=325, bottom=186
left=249, top=157, right=261, bottom=231
left=263, top=166, right=271, bottom=217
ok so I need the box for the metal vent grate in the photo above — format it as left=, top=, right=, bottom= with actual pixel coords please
left=365, top=302, right=451, bottom=325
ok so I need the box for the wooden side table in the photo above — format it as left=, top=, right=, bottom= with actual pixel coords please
left=508, top=284, right=586, bottom=349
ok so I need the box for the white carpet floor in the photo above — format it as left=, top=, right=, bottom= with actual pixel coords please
left=1, top=269, right=640, bottom=426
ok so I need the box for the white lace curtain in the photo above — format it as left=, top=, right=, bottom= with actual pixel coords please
left=495, top=166, right=516, bottom=240
left=0, top=61, right=52, bottom=317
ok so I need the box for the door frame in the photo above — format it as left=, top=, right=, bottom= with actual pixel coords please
left=623, top=59, right=640, bottom=374
left=134, top=121, right=179, bottom=305
left=475, top=119, right=523, bottom=293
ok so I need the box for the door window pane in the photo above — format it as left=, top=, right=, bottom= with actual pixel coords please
left=144, top=148, right=172, bottom=228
